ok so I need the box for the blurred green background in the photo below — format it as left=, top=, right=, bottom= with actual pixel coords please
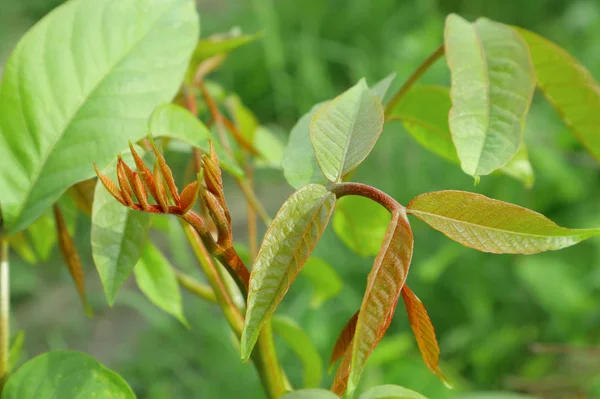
left=2, top=0, right=600, bottom=398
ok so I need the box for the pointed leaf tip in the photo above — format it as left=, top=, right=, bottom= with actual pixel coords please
left=94, top=163, right=126, bottom=206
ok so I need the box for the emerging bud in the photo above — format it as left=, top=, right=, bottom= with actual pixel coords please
left=129, top=141, right=160, bottom=204
left=149, top=135, right=180, bottom=205
left=153, top=162, right=170, bottom=213
left=94, top=163, right=126, bottom=206
left=180, top=180, right=200, bottom=214
left=116, top=157, right=133, bottom=206
left=131, top=172, right=150, bottom=211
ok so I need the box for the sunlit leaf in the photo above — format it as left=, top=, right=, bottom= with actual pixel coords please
left=280, top=389, right=340, bottom=399
left=0, top=0, right=199, bottom=233
left=2, top=351, right=135, bottom=399
left=301, top=257, right=343, bottom=308
left=334, top=196, right=391, bottom=257
left=370, top=73, right=397, bottom=103
left=134, top=243, right=188, bottom=326
left=444, top=15, right=535, bottom=178
left=310, top=79, right=384, bottom=182
left=347, top=210, right=414, bottom=395
left=359, top=384, right=429, bottom=399
left=515, top=27, right=600, bottom=161
left=401, top=286, right=449, bottom=386
left=91, top=152, right=152, bottom=306
left=272, top=315, right=323, bottom=388
left=241, top=184, right=336, bottom=360
left=407, top=190, right=600, bottom=254
left=149, top=103, right=243, bottom=177
left=330, top=311, right=359, bottom=366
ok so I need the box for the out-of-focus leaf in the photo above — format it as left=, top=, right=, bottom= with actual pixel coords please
left=359, top=384, right=429, bottom=399
left=241, top=184, right=335, bottom=360
left=27, top=212, right=56, bottom=261
left=91, top=152, right=152, bottom=306
left=149, top=103, right=243, bottom=177
left=444, top=15, right=535, bottom=179
left=280, top=389, right=340, bottom=399
left=68, top=179, right=97, bottom=216
left=301, top=257, right=343, bottom=308
left=253, top=126, right=285, bottom=169
left=2, top=351, right=135, bottom=399
left=334, top=196, right=391, bottom=257
left=401, top=285, right=450, bottom=386
left=190, top=29, right=261, bottom=65
left=387, top=85, right=534, bottom=186
left=225, top=94, right=259, bottom=143
left=330, top=311, right=359, bottom=366
left=272, top=315, right=323, bottom=388
left=310, top=79, right=384, bottom=182
left=408, top=190, right=600, bottom=254
left=134, top=243, right=188, bottom=326
left=7, top=233, right=37, bottom=264
left=454, top=394, right=539, bottom=399
left=0, top=0, right=199, bottom=234
left=515, top=27, right=600, bottom=161
left=347, top=210, right=414, bottom=395
left=8, top=331, right=25, bottom=371
left=370, top=73, right=397, bottom=103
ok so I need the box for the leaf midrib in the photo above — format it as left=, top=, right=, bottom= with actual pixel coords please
left=335, top=91, right=366, bottom=181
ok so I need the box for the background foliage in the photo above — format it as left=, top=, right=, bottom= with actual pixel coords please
left=1, top=0, right=600, bottom=398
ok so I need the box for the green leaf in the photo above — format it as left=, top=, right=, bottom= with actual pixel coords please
left=300, top=257, right=343, bottom=308
left=272, top=315, right=323, bottom=388
left=91, top=152, right=152, bottom=306
left=348, top=210, right=414, bottom=395
left=7, top=233, right=37, bottom=264
left=241, top=184, right=336, bottom=361
left=454, top=394, right=538, bottom=399
left=26, top=212, right=57, bottom=261
left=444, top=15, right=535, bottom=178
left=2, top=351, right=135, bottom=399
left=8, top=331, right=25, bottom=372
left=359, top=384, right=429, bottom=399
left=387, top=85, right=534, bottom=186
left=0, top=0, right=199, bottom=234
left=334, top=196, right=391, bottom=257
left=280, top=389, right=340, bottom=399
left=515, top=27, right=600, bottom=161
left=310, top=79, right=384, bottom=182
left=134, top=243, right=188, bottom=326
left=407, top=190, right=600, bottom=254
left=190, top=29, right=261, bottom=65
left=254, top=126, right=285, bottom=169
left=370, top=73, right=397, bottom=103
left=149, top=103, right=243, bottom=177
left=225, top=94, right=260, bottom=143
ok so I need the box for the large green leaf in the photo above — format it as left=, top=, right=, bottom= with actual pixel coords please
left=0, top=0, right=199, bottom=234
left=91, top=153, right=152, bottom=306
left=241, top=184, right=336, bottom=360
left=2, top=351, right=135, bottom=399
left=515, top=27, right=600, bottom=161
left=149, top=103, right=243, bottom=177
left=310, top=79, right=384, bottom=182
left=134, top=243, right=187, bottom=326
left=359, top=385, right=429, bottom=399
left=348, top=210, right=413, bottom=395
left=407, top=190, right=600, bottom=254
left=334, top=196, right=391, bottom=257
left=387, top=85, right=534, bottom=186
left=444, top=15, right=535, bottom=178
left=300, top=257, right=343, bottom=308
left=272, top=315, right=323, bottom=388
left=280, top=389, right=340, bottom=399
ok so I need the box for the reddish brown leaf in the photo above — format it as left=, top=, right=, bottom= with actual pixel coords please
left=53, top=205, right=91, bottom=316
left=330, top=311, right=359, bottom=367
left=116, top=158, right=133, bottom=206
left=180, top=180, right=200, bottom=214
left=331, top=343, right=353, bottom=396
left=129, top=142, right=159, bottom=204
left=149, top=136, right=180, bottom=205
left=131, top=172, right=150, bottom=211
left=93, top=163, right=126, bottom=206
left=154, top=163, right=169, bottom=212
left=402, top=285, right=451, bottom=387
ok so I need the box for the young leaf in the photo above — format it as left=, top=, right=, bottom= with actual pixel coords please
left=359, top=384, right=429, bottom=399
left=6, top=233, right=37, bottom=264
left=272, top=315, right=323, bottom=388
left=515, top=27, right=600, bottom=161
left=149, top=103, right=244, bottom=177
left=134, top=243, right=188, bottom=326
left=0, top=0, right=199, bottom=234
left=2, top=351, right=135, bottom=399
left=91, top=153, right=152, bottom=306
left=301, top=257, right=343, bottom=308
left=190, top=30, right=262, bottom=66
left=241, top=184, right=336, bottom=361
left=387, top=85, right=535, bottom=186
left=348, top=210, right=414, bottom=394
left=444, top=15, right=535, bottom=178
left=280, top=389, right=340, bottom=399
left=401, top=286, right=449, bottom=386
left=407, top=190, right=600, bottom=254
left=310, top=79, right=384, bottom=182
left=334, top=196, right=391, bottom=257
left=331, top=341, right=353, bottom=396
left=330, top=311, right=359, bottom=366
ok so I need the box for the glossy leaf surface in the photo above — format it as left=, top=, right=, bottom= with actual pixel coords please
left=516, top=27, right=600, bottom=161
left=2, top=351, right=135, bottom=399
left=0, top=0, right=198, bottom=233
left=359, top=385, right=429, bottom=399
left=348, top=210, right=414, bottom=394
left=241, top=184, right=336, bottom=360
left=310, top=79, right=384, bottom=182
left=407, top=190, right=600, bottom=254
left=301, top=257, right=343, bottom=308
left=134, top=243, right=187, bottom=326
left=272, top=315, right=323, bottom=388
left=444, top=15, right=535, bottom=178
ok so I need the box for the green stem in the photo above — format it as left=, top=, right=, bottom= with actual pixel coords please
left=0, top=238, right=9, bottom=388
left=384, top=44, right=444, bottom=119
left=175, top=269, right=217, bottom=304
